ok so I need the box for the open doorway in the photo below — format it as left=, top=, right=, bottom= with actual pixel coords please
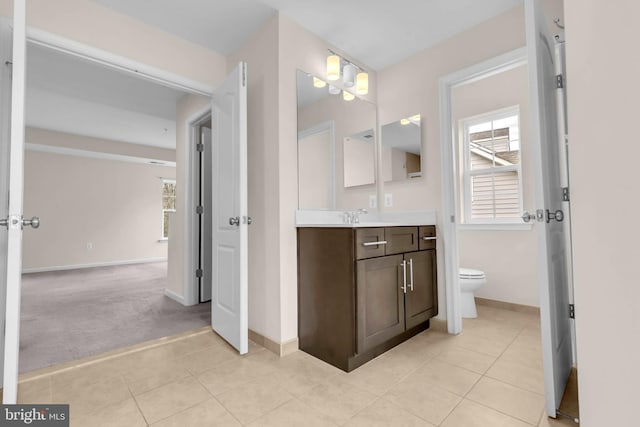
left=18, top=41, right=211, bottom=373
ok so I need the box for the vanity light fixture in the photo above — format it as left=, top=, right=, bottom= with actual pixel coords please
left=326, top=54, right=341, bottom=81
left=343, top=64, right=356, bottom=87
left=400, top=118, right=411, bottom=125
left=343, top=90, right=355, bottom=101
left=328, top=84, right=341, bottom=95
left=409, top=114, right=421, bottom=123
left=313, top=76, right=327, bottom=88
left=356, top=72, right=369, bottom=95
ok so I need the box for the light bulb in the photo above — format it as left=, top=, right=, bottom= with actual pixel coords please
left=400, top=118, right=410, bottom=125
left=356, top=72, right=369, bottom=95
left=313, top=77, right=326, bottom=88
left=343, top=90, right=355, bottom=101
left=326, top=55, right=340, bottom=81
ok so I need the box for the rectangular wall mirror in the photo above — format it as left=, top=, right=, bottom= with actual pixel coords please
left=381, top=114, right=423, bottom=182
left=296, top=69, right=377, bottom=209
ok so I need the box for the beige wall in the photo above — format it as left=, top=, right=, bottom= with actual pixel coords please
left=565, top=1, right=640, bottom=425
left=452, top=65, right=539, bottom=307
left=22, top=145, right=175, bottom=270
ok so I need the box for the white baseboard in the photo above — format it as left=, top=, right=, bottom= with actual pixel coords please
left=164, top=289, right=185, bottom=305
left=22, top=257, right=167, bottom=274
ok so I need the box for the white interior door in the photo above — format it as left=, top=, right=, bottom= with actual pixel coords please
left=1, top=0, right=27, bottom=404
left=525, top=0, right=573, bottom=417
left=210, top=62, right=248, bottom=354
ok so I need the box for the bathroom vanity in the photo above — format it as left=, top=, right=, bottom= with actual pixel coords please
left=297, top=223, right=437, bottom=371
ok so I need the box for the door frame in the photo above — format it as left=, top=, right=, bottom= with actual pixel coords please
left=438, top=47, right=528, bottom=334
left=185, top=108, right=212, bottom=306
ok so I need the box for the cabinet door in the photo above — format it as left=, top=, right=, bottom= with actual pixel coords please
left=405, top=250, right=438, bottom=329
left=357, top=255, right=405, bottom=353
left=355, top=227, right=386, bottom=260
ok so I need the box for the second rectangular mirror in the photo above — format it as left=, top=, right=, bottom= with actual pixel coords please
left=381, top=114, right=422, bottom=182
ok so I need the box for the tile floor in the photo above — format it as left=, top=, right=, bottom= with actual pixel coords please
left=17, top=305, right=578, bottom=427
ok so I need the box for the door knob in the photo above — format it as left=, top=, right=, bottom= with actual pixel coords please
left=521, top=211, right=536, bottom=223
left=22, top=216, right=40, bottom=229
left=229, top=216, right=240, bottom=226
left=545, top=209, right=564, bottom=223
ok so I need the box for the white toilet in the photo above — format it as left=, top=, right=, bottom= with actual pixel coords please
left=459, top=268, right=486, bottom=318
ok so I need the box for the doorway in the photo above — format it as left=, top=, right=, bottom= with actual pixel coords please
left=195, top=116, right=213, bottom=303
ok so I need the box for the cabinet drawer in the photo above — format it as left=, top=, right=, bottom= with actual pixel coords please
left=385, top=227, right=418, bottom=255
left=355, top=228, right=386, bottom=260
left=419, top=226, right=436, bottom=250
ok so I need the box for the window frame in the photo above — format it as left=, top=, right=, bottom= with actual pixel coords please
left=161, top=178, right=176, bottom=240
left=460, top=106, right=524, bottom=226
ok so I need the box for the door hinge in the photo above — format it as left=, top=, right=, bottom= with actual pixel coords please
left=242, top=63, right=246, bottom=87
left=196, top=205, right=204, bottom=215
left=196, top=143, right=204, bottom=152
left=569, top=304, right=575, bottom=319
left=196, top=269, right=203, bottom=278
left=556, top=74, right=564, bottom=89
left=562, top=187, right=570, bottom=202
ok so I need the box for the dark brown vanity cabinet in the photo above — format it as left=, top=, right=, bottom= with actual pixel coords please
left=298, top=225, right=438, bottom=371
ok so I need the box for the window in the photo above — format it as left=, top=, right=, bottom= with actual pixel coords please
left=161, top=179, right=176, bottom=239
left=461, top=107, right=522, bottom=223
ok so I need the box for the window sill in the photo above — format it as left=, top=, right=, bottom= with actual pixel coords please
left=458, top=222, right=533, bottom=231
left=158, top=238, right=169, bottom=242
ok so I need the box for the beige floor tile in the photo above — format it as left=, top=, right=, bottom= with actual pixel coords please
left=176, top=345, right=239, bottom=376
left=462, top=318, right=523, bottom=345
left=151, top=398, right=240, bottom=427
left=411, top=359, right=481, bottom=396
left=71, top=398, right=146, bottom=427
left=53, top=375, right=132, bottom=419
left=441, top=399, right=531, bottom=427
left=298, top=376, right=378, bottom=425
left=452, top=332, right=511, bottom=357
left=50, top=360, right=122, bottom=391
left=384, top=377, right=461, bottom=425
left=18, top=377, right=52, bottom=403
left=344, top=399, right=436, bottom=427
left=436, top=347, right=497, bottom=374
left=197, top=357, right=277, bottom=396
left=247, top=398, right=339, bottom=427
left=216, top=378, right=294, bottom=425
left=486, top=358, right=545, bottom=395
left=126, top=365, right=192, bottom=396
left=467, top=377, right=545, bottom=425
left=538, top=413, right=579, bottom=427
left=270, top=351, right=342, bottom=396
left=135, top=376, right=212, bottom=424
left=499, top=342, right=544, bottom=371
left=161, top=332, right=226, bottom=359
left=339, top=350, right=426, bottom=396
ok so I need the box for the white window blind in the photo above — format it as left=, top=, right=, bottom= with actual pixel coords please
left=161, top=179, right=176, bottom=239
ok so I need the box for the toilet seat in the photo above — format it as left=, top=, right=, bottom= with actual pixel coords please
left=459, top=268, right=485, bottom=279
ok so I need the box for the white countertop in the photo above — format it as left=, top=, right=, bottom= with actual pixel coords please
left=295, top=209, right=437, bottom=228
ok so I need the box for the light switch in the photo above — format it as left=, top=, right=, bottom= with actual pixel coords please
left=369, top=195, right=377, bottom=208
left=384, top=193, right=393, bottom=207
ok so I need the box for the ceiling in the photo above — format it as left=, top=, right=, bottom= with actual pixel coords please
left=26, top=0, right=525, bottom=150
left=92, top=0, right=523, bottom=70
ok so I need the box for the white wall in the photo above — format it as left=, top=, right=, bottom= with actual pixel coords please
left=565, top=1, right=640, bottom=425
left=22, top=132, right=175, bottom=270
left=452, top=65, right=539, bottom=307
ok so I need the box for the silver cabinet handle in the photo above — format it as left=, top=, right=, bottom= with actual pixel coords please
left=22, top=216, right=40, bottom=229
left=422, top=236, right=437, bottom=241
left=401, top=260, right=407, bottom=294
left=408, top=258, right=414, bottom=291
left=229, top=216, right=240, bottom=226
left=362, top=240, right=387, bottom=247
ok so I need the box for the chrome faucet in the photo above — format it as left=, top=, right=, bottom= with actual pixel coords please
left=353, top=208, right=368, bottom=224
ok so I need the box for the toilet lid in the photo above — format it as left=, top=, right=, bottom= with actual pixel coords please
left=459, top=268, right=485, bottom=279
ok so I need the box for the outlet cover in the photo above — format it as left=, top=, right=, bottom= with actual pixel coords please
left=384, top=193, right=393, bottom=207
left=369, top=195, right=377, bottom=208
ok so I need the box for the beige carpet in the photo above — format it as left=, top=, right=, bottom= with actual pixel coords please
left=19, top=262, right=210, bottom=373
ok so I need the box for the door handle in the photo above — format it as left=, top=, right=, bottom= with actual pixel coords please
left=22, top=216, right=40, bottom=229
left=408, top=258, right=414, bottom=291
left=546, top=209, right=564, bottom=223
left=229, top=216, right=240, bottom=226
left=521, top=211, right=536, bottom=223
left=1, top=215, right=40, bottom=229
left=401, top=260, right=407, bottom=294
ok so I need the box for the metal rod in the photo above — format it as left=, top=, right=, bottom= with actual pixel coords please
left=422, top=236, right=437, bottom=241
left=362, top=240, right=387, bottom=247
